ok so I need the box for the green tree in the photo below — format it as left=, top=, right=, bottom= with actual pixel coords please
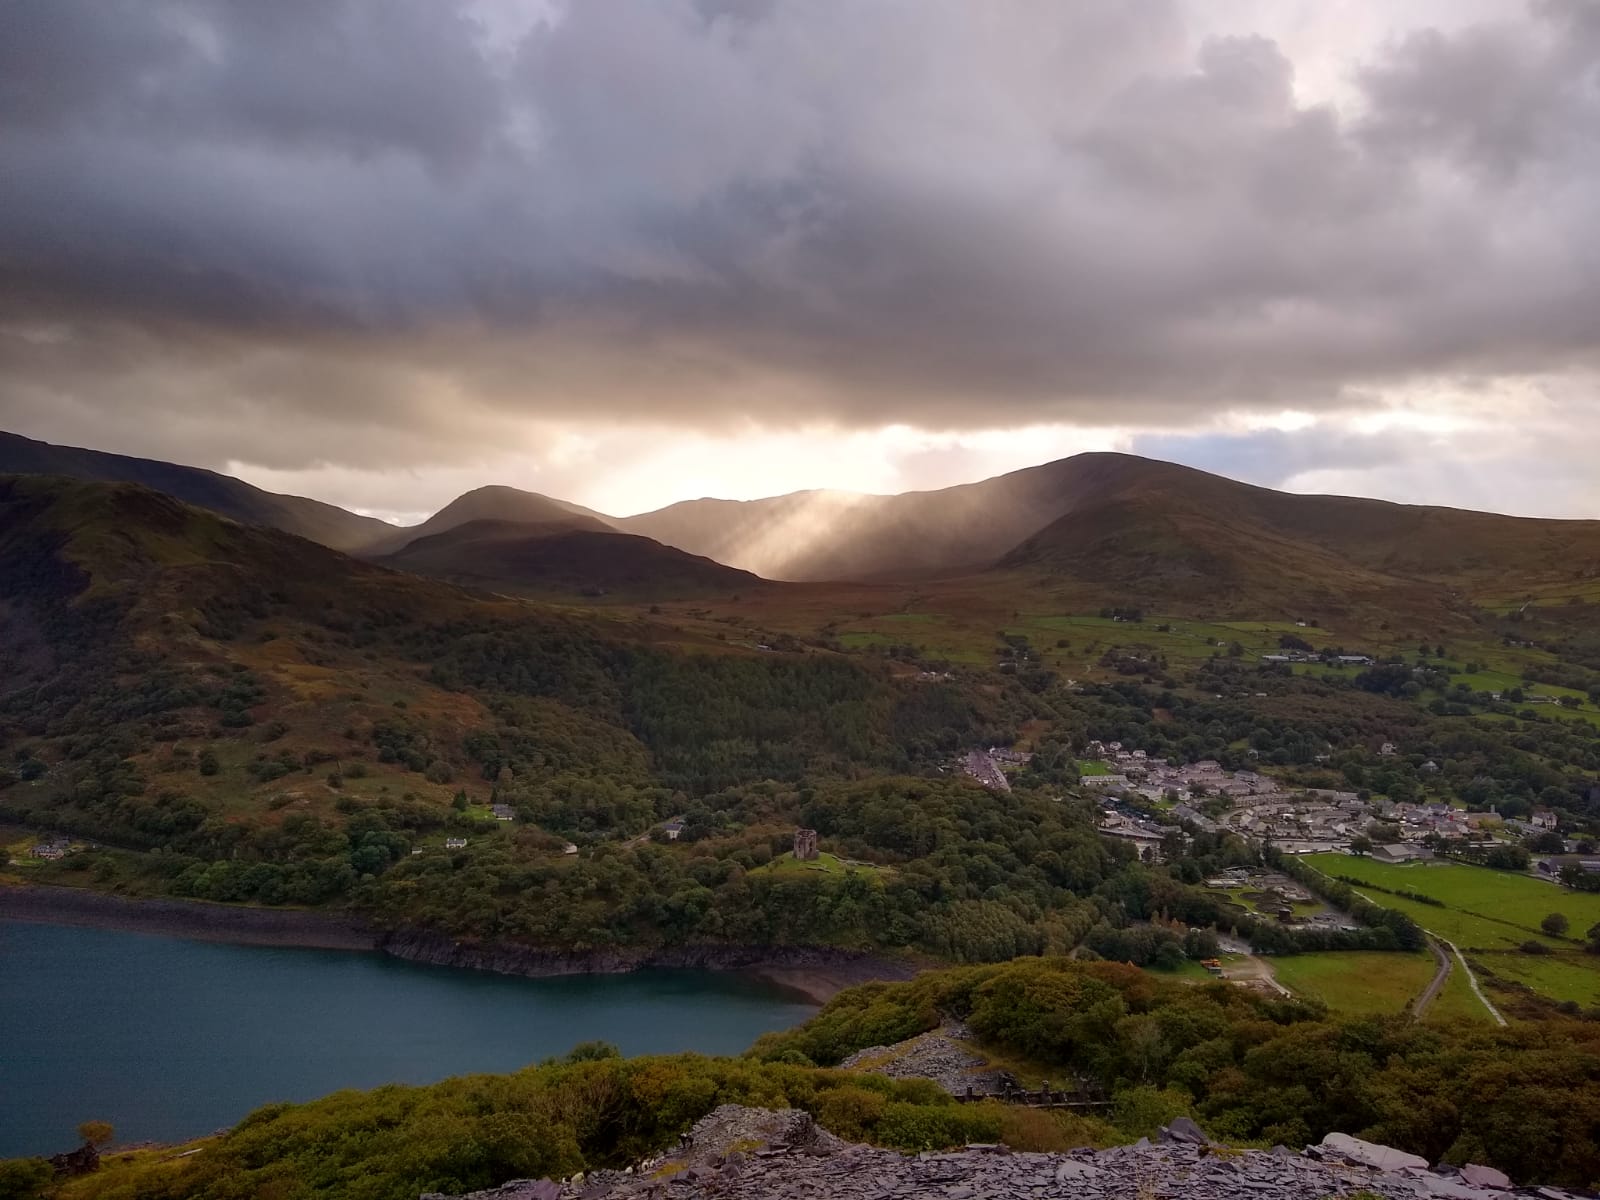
left=1349, top=835, right=1373, bottom=856
left=77, top=1119, right=114, bottom=1148
left=1542, top=913, right=1570, bottom=937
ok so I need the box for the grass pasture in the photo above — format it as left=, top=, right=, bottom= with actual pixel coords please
left=1303, top=854, right=1600, bottom=948
left=1470, top=951, right=1600, bottom=1009
left=1420, top=953, right=1496, bottom=1023
left=1302, top=854, right=1600, bottom=1007
left=1270, top=950, right=1438, bottom=1017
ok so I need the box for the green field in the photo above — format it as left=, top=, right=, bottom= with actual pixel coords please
left=1302, top=854, right=1600, bottom=1006
left=1420, top=953, right=1497, bottom=1023
left=1470, top=951, right=1600, bottom=1008
left=1270, top=951, right=1438, bottom=1017
left=1304, top=854, right=1600, bottom=949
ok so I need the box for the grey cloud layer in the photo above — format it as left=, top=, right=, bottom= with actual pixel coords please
left=1, top=0, right=1598, bottom=472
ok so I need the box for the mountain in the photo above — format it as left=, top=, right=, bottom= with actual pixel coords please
left=378, top=518, right=762, bottom=598
left=998, top=454, right=1600, bottom=601
left=0, top=430, right=395, bottom=552
left=615, top=462, right=1093, bottom=582
left=616, top=454, right=1212, bottom=581
left=620, top=452, right=1600, bottom=594
left=0, top=474, right=1000, bottom=930
left=360, top=485, right=617, bottom=555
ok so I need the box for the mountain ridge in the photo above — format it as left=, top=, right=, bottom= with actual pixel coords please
left=7, top=430, right=1599, bottom=597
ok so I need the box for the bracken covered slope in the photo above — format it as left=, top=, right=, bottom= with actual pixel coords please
left=0, top=430, right=395, bottom=552
left=378, top=519, right=763, bottom=599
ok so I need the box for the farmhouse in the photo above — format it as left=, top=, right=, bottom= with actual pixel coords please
left=662, top=820, right=685, bottom=841
left=444, top=837, right=468, bottom=849
left=490, top=804, right=516, bottom=821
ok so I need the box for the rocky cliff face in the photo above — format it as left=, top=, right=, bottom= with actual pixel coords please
left=0, top=884, right=377, bottom=949
left=0, top=885, right=917, bottom=998
left=427, top=1106, right=1580, bottom=1200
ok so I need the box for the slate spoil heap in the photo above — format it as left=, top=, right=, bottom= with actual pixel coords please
left=425, top=1106, right=1595, bottom=1200
left=838, top=1023, right=1014, bottom=1095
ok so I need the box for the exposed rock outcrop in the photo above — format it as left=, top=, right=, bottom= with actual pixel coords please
left=0, top=883, right=377, bottom=949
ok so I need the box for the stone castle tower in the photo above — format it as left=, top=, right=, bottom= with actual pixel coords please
left=793, top=828, right=819, bottom=861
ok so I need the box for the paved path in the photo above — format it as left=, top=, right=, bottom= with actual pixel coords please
left=1411, top=938, right=1452, bottom=1018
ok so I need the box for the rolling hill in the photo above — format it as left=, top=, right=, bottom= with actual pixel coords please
left=0, top=430, right=396, bottom=552
left=997, top=454, right=1600, bottom=601
left=359, top=485, right=617, bottom=555
left=378, top=518, right=762, bottom=598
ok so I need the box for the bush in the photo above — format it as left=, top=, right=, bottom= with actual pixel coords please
left=0, top=1158, right=52, bottom=1200
left=1542, top=913, right=1570, bottom=937
left=1112, top=1086, right=1194, bottom=1138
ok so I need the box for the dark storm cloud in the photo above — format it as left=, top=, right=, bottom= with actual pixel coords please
left=1, top=0, right=1598, bottom=473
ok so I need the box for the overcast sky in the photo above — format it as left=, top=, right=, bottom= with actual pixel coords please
left=1, top=0, right=1597, bottom=522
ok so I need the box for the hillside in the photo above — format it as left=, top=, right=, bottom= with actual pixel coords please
left=999, top=454, right=1600, bottom=605
left=378, top=518, right=763, bottom=598
left=615, top=457, right=1110, bottom=581
left=359, top=485, right=617, bottom=555
left=0, top=475, right=1038, bottom=954
left=620, top=452, right=1600, bottom=601
left=0, top=430, right=395, bottom=552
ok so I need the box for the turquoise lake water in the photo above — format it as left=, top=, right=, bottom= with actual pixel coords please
left=0, top=919, right=817, bottom=1157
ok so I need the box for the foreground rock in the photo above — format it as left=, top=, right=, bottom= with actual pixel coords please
left=425, top=1107, right=1595, bottom=1200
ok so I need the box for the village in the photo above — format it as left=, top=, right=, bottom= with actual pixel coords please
left=954, top=736, right=1576, bottom=871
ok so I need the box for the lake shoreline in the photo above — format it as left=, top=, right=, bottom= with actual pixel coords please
left=0, top=882, right=923, bottom=1002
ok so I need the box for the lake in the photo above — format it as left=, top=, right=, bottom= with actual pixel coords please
left=0, top=920, right=817, bottom=1158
